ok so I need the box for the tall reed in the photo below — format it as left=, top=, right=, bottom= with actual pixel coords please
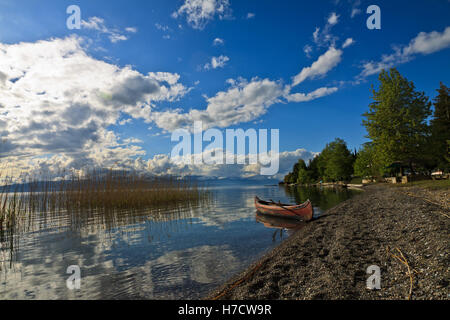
left=0, top=169, right=209, bottom=226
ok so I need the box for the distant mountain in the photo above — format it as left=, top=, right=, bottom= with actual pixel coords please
left=194, top=176, right=279, bottom=187
left=0, top=175, right=279, bottom=192
left=0, top=181, right=62, bottom=193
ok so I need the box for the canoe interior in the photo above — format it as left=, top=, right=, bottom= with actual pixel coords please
left=256, top=198, right=295, bottom=207
left=255, top=197, right=311, bottom=210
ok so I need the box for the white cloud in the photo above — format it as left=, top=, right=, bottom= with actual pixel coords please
left=246, top=13, right=255, bottom=19
left=0, top=32, right=340, bottom=181
left=81, top=16, right=106, bottom=31
left=311, top=12, right=340, bottom=48
left=342, top=38, right=354, bottom=48
left=213, top=37, right=225, bottom=46
left=154, top=23, right=172, bottom=39
left=350, top=0, right=362, bottom=18
left=303, top=44, right=313, bottom=58
left=313, top=27, right=321, bottom=44
left=81, top=16, right=134, bottom=43
left=149, top=75, right=339, bottom=134
left=172, top=0, right=231, bottom=30
left=146, top=148, right=317, bottom=180
left=0, top=36, right=190, bottom=178
left=360, top=26, right=450, bottom=78
left=327, top=12, right=339, bottom=25
left=109, top=34, right=128, bottom=43
left=5, top=144, right=317, bottom=183
left=286, top=87, right=339, bottom=102
left=292, top=47, right=343, bottom=86
left=351, top=8, right=361, bottom=18
left=204, top=55, right=230, bottom=70
left=155, top=23, right=170, bottom=32
left=150, top=77, right=284, bottom=132
left=125, top=27, right=138, bottom=33
left=403, top=27, right=450, bottom=55
left=119, top=118, right=133, bottom=125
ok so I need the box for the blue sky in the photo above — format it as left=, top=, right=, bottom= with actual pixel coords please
left=0, top=0, right=449, bottom=180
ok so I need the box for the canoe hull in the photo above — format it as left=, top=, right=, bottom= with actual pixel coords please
left=254, top=197, right=314, bottom=221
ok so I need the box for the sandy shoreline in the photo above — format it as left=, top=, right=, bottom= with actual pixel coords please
left=206, top=184, right=449, bottom=300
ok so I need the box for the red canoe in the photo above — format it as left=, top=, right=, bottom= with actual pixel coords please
left=254, top=196, right=314, bottom=221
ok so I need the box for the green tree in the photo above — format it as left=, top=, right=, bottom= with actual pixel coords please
left=284, top=157, right=320, bottom=184
left=291, top=160, right=303, bottom=181
left=307, top=156, right=320, bottom=182
left=430, top=82, right=450, bottom=171
left=283, top=172, right=295, bottom=184
left=295, top=159, right=309, bottom=184
left=354, top=143, right=380, bottom=178
left=284, top=159, right=307, bottom=184
left=317, top=138, right=354, bottom=182
left=362, top=68, right=432, bottom=174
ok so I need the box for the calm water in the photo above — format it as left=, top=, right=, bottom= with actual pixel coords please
left=0, top=184, right=360, bottom=299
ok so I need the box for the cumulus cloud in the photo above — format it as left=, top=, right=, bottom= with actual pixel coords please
left=107, top=76, right=161, bottom=106
left=6, top=146, right=317, bottom=182
left=292, top=47, right=343, bottom=86
left=147, top=147, right=317, bottom=180
left=172, top=0, right=231, bottom=30
left=150, top=76, right=340, bottom=134
left=359, top=26, right=450, bottom=78
left=0, top=36, right=189, bottom=178
left=150, top=77, right=284, bottom=132
left=204, top=55, right=230, bottom=70
left=0, top=34, right=339, bottom=181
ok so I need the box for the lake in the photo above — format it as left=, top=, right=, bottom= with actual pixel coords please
left=0, top=184, right=361, bottom=299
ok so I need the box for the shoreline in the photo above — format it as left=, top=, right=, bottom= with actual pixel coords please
left=206, top=184, right=449, bottom=300
left=280, top=182, right=365, bottom=190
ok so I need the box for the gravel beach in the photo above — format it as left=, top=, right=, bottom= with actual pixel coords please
left=207, top=184, right=449, bottom=300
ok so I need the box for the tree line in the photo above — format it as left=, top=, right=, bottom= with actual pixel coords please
left=284, top=68, right=449, bottom=184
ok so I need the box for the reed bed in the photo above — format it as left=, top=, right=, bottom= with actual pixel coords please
left=0, top=170, right=209, bottom=269
left=0, top=170, right=209, bottom=229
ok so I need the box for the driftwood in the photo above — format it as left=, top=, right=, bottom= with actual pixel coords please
left=386, top=246, right=414, bottom=300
